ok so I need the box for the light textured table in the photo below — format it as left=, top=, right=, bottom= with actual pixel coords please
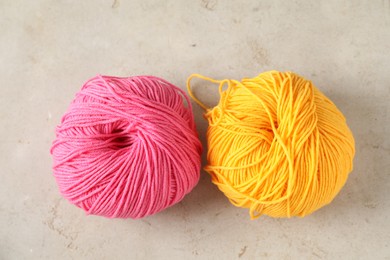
left=1, top=1, right=389, bottom=259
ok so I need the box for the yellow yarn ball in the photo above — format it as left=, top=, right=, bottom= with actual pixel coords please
left=187, top=71, right=355, bottom=219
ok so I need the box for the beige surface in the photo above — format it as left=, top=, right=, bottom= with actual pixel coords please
left=1, top=0, right=389, bottom=259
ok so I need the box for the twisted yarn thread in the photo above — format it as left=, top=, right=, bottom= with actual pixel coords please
left=187, top=71, right=355, bottom=219
left=51, top=75, right=202, bottom=218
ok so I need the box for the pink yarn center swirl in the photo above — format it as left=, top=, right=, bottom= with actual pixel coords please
left=51, top=75, right=202, bottom=218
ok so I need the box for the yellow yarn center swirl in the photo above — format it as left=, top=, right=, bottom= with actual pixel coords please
left=187, top=71, right=355, bottom=219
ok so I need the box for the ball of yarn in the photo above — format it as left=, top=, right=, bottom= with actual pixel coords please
left=51, top=75, right=202, bottom=218
left=187, top=71, right=355, bottom=219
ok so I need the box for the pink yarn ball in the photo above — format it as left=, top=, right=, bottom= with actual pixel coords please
left=50, top=75, right=202, bottom=218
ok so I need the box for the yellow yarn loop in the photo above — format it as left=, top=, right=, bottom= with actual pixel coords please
left=187, top=71, right=355, bottom=219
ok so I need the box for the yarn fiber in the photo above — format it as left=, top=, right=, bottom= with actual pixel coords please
left=51, top=75, right=202, bottom=218
left=187, top=71, right=355, bottom=219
